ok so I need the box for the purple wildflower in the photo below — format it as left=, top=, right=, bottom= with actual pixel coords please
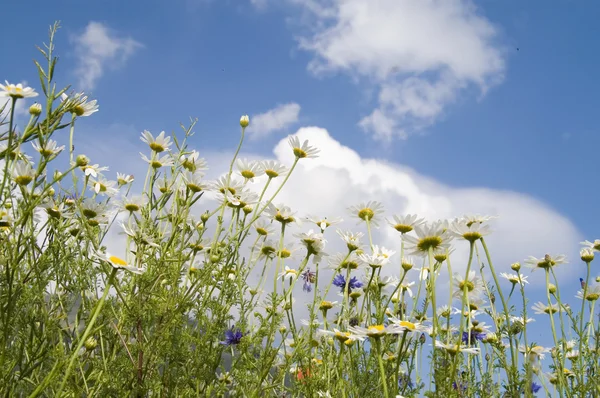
left=301, top=268, right=316, bottom=293
left=462, top=330, right=486, bottom=344
left=220, top=326, right=243, bottom=346
left=531, top=382, right=542, bottom=394
left=332, top=274, right=363, bottom=293
left=580, top=278, right=586, bottom=289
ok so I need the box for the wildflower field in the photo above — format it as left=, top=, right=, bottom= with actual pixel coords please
left=1, top=24, right=599, bottom=398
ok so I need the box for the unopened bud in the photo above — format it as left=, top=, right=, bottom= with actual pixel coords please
left=511, top=262, right=521, bottom=272
left=240, top=115, right=249, bottom=128
left=75, top=155, right=89, bottom=167
left=84, top=337, right=97, bottom=351
left=29, top=103, right=42, bottom=116
left=581, top=248, right=594, bottom=263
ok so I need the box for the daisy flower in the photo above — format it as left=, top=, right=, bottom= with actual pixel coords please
left=211, top=175, right=244, bottom=195
left=347, top=201, right=385, bottom=227
left=140, top=130, right=172, bottom=153
left=403, top=221, right=452, bottom=257
left=531, top=301, right=565, bottom=315
left=336, top=229, right=364, bottom=252
left=60, top=92, right=98, bottom=116
left=89, top=177, right=119, bottom=196
left=449, top=218, right=492, bottom=242
left=576, top=283, right=600, bottom=301
left=500, top=272, right=529, bottom=286
left=0, top=81, right=38, bottom=99
left=92, top=250, right=145, bottom=274
left=348, top=324, right=404, bottom=339
left=141, top=153, right=174, bottom=169
left=461, top=214, right=498, bottom=226
left=387, top=214, right=425, bottom=234
left=11, top=161, right=35, bottom=186
left=253, top=218, right=274, bottom=236
left=180, top=150, right=207, bottom=172
left=260, top=160, right=288, bottom=179
left=263, top=203, right=299, bottom=226
left=581, top=248, right=594, bottom=262
left=581, top=239, right=600, bottom=252
left=359, top=245, right=395, bottom=269
left=116, top=196, right=146, bottom=213
left=327, top=252, right=360, bottom=270
left=434, top=340, right=480, bottom=355
left=31, top=139, right=64, bottom=158
left=318, top=328, right=364, bottom=344
left=388, top=317, right=431, bottom=334
left=288, top=135, right=319, bottom=159
left=453, top=270, right=485, bottom=297
left=81, top=164, right=109, bottom=178
left=279, top=266, right=298, bottom=282
left=525, top=254, right=567, bottom=271
left=305, top=215, right=343, bottom=231
left=236, top=158, right=264, bottom=182
left=519, top=344, right=551, bottom=360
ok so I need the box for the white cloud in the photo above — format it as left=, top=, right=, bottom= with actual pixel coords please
left=293, top=0, right=505, bottom=141
left=71, top=22, right=142, bottom=90
left=247, top=102, right=301, bottom=139
left=250, top=0, right=269, bottom=9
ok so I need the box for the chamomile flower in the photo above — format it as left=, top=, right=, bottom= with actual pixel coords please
left=60, top=92, right=98, bottom=116
left=389, top=317, right=431, bottom=334
left=236, top=158, right=264, bottom=182
left=404, top=221, right=452, bottom=258
left=348, top=201, right=385, bottom=227
left=434, top=340, right=480, bottom=355
left=500, top=272, right=529, bottom=286
left=288, top=135, right=319, bottom=159
left=179, top=150, right=207, bottom=172
left=519, top=344, right=551, bottom=360
left=0, top=81, right=38, bottom=99
left=359, top=245, right=395, bottom=269
left=140, top=153, right=174, bottom=169
left=461, top=214, right=498, bottom=226
left=115, top=173, right=134, bottom=186
left=531, top=301, right=565, bottom=315
left=453, top=271, right=485, bottom=297
left=181, top=171, right=208, bottom=193
left=79, top=198, right=108, bottom=219
left=140, top=130, right=172, bottom=153
left=318, top=328, right=364, bottom=344
left=260, top=160, right=288, bottom=178
left=327, top=252, right=360, bottom=270
left=11, top=161, right=35, bottom=186
left=253, top=219, right=274, bottom=236
left=211, top=175, right=244, bottom=195
left=279, top=266, right=298, bottom=282
left=348, top=324, right=404, bottom=339
left=89, top=176, right=119, bottom=196
left=576, top=283, right=600, bottom=301
left=306, top=215, right=343, bottom=231
left=295, top=229, right=327, bottom=262
left=31, top=139, right=65, bottom=158
left=336, top=229, right=364, bottom=252
left=581, top=239, right=600, bottom=252
left=116, top=196, right=146, bottom=213
left=81, top=164, right=108, bottom=178
left=263, top=203, right=299, bottom=226
left=449, top=218, right=491, bottom=242
left=92, top=250, right=145, bottom=274
left=525, top=254, right=567, bottom=271
left=387, top=214, right=425, bottom=234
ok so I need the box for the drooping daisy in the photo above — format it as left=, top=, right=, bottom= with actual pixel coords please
left=347, top=201, right=385, bottom=227
left=0, top=81, right=38, bottom=99
left=288, top=135, right=319, bottom=159
left=387, top=213, right=425, bottom=234
left=140, top=130, right=172, bottom=153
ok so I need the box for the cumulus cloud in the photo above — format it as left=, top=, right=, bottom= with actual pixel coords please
left=247, top=102, right=301, bottom=139
left=71, top=22, right=142, bottom=90
left=293, top=0, right=505, bottom=141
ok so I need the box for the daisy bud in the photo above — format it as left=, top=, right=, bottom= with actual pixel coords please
left=29, top=103, right=42, bottom=116
left=511, top=262, right=521, bottom=272
left=201, top=212, right=210, bottom=223
left=240, top=115, right=249, bottom=128
left=243, top=205, right=253, bottom=215
left=279, top=326, right=287, bottom=334
left=581, top=248, right=594, bottom=263
left=319, top=301, right=334, bottom=311
left=401, top=259, right=413, bottom=271
left=548, top=284, right=557, bottom=294
left=596, top=276, right=600, bottom=283
left=75, top=155, right=89, bottom=167
left=84, top=337, right=98, bottom=351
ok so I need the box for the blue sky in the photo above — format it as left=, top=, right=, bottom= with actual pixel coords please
left=3, top=0, right=599, bottom=363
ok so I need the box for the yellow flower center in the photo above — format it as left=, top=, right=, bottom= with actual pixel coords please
left=399, top=321, right=416, bottom=330
left=357, top=208, right=375, bottom=221
left=394, top=224, right=413, bottom=234
left=109, top=256, right=128, bottom=266
left=241, top=170, right=255, bottom=179
left=417, top=236, right=443, bottom=252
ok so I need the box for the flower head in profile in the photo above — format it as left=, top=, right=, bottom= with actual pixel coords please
left=348, top=201, right=385, bottom=227
left=449, top=218, right=492, bottom=243
left=525, top=254, right=567, bottom=271
left=500, top=272, right=529, bottom=286
left=359, top=245, right=395, bottom=269
left=0, top=81, right=38, bottom=99
left=576, top=283, right=600, bottom=302
left=348, top=324, right=403, bottom=339
left=336, top=230, right=364, bottom=252
left=260, top=160, right=288, bottom=179
left=140, top=130, right=172, bottom=153
left=404, top=221, right=452, bottom=257
left=531, top=301, right=567, bottom=315
left=264, top=203, right=299, bottom=226
left=220, top=326, right=244, bottom=346
left=32, top=139, right=65, bottom=158
left=434, top=340, right=480, bottom=355
left=306, top=215, right=343, bottom=231
left=60, top=92, right=98, bottom=116
left=581, top=239, right=600, bottom=252
left=180, top=150, right=208, bottom=172
left=236, top=158, right=264, bottom=182
left=288, top=135, right=319, bottom=159
left=91, top=250, right=145, bottom=274
left=387, top=214, right=425, bottom=234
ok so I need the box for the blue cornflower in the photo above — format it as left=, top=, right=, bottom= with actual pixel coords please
left=220, top=326, right=243, bottom=346
left=462, top=330, right=486, bottom=344
left=531, top=382, right=542, bottom=394
left=332, top=274, right=363, bottom=293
